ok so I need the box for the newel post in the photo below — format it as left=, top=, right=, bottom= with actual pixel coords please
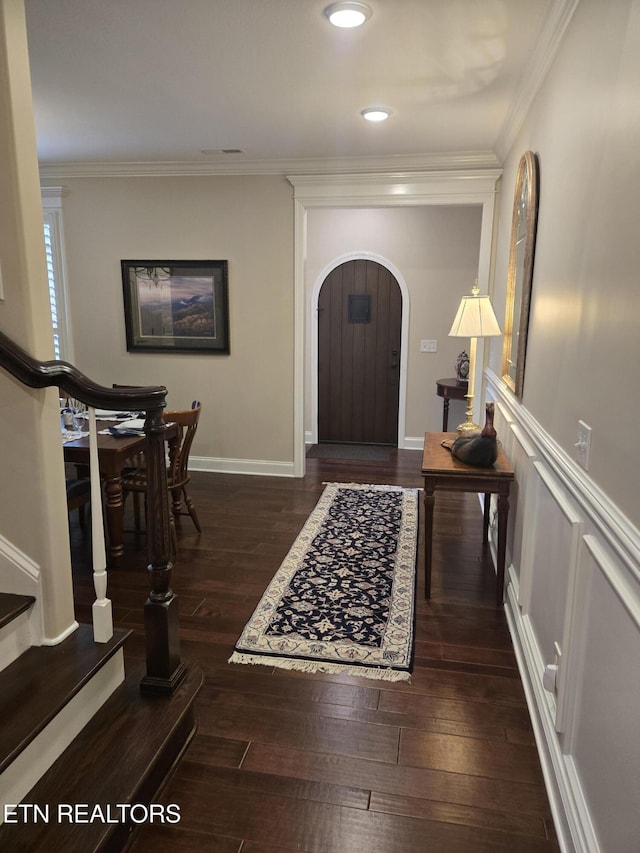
left=139, top=404, right=187, bottom=694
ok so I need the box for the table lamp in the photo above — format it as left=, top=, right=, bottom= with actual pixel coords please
left=448, top=281, right=501, bottom=433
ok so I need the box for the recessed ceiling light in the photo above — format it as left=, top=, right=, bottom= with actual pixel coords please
left=324, top=2, right=372, bottom=28
left=361, top=107, right=391, bottom=122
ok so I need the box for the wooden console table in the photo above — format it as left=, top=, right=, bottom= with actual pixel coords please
left=421, top=431, right=515, bottom=606
left=435, top=378, right=468, bottom=431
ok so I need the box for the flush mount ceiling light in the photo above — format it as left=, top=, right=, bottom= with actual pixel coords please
left=324, top=2, right=372, bottom=28
left=361, top=107, right=391, bottom=122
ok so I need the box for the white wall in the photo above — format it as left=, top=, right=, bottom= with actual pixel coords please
left=306, top=205, right=483, bottom=443
left=488, top=1, right=640, bottom=851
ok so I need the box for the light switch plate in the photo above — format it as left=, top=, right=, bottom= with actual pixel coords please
left=420, top=339, right=437, bottom=352
left=575, top=420, right=592, bottom=470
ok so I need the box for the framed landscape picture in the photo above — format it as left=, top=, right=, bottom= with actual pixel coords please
left=121, top=260, right=229, bottom=353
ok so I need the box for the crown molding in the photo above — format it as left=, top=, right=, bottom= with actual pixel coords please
left=37, top=149, right=501, bottom=180
left=287, top=169, right=502, bottom=204
left=40, top=185, right=66, bottom=206
left=495, top=0, right=580, bottom=161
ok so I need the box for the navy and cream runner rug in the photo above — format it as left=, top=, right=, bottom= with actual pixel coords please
left=229, top=482, right=419, bottom=682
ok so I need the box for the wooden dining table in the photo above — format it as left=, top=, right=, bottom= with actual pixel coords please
left=63, top=422, right=176, bottom=567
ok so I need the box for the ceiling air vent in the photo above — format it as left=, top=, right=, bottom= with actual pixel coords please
left=200, top=148, right=245, bottom=155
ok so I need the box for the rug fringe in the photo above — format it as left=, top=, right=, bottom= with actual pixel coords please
left=228, top=652, right=411, bottom=683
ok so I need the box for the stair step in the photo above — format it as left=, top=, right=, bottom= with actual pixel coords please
left=0, top=593, right=37, bottom=674
left=0, top=661, right=203, bottom=852
left=0, top=623, right=130, bottom=775
left=0, top=593, right=35, bottom=631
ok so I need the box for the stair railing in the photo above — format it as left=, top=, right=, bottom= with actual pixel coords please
left=0, top=329, right=186, bottom=694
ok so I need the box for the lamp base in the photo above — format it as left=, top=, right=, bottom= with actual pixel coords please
left=456, top=419, right=481, bottom=434
left=456, top=390, right=481, bottom=434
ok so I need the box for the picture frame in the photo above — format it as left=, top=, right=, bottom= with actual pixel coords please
left=121, top=259, right=229, bottom=354
left=501, top=152, right=539, bottom=397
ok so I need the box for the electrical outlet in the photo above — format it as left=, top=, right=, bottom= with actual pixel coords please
left=543, top=641, right=562, bottom=693
left=575, top=420, right=592, bottom=470
left=420, top=339, right=437, bottom=353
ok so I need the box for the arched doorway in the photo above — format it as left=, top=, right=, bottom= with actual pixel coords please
left=317, top=259, right=402, bottom=446
left=289, top=170, right=500, bottom=477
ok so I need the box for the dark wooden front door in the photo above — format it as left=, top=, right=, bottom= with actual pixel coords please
left=318, top=259, right=402, bottom=446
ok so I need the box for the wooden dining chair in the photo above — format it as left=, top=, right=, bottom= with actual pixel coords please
left=122, top=401, right=202, bottom=542
left=66, top=477, right=91, bottom=526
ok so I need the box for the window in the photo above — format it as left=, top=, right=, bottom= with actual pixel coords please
left=41, top=187, right=71, bottom=361
left=44, top=219, right=61, bottom=358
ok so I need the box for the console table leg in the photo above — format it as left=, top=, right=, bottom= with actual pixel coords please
left=496, top=492, right=509, bottom=606
left=424, top=488, right=435, bottom=599
left=483, top=493, right=491, bottom=544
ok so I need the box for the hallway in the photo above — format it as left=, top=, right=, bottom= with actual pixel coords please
left=70, top=451, right=560, bottom=852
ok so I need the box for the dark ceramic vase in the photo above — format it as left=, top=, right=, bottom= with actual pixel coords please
left=455, top=350, right=470, bottom=385
left=450, top=402, right=498, bottom=468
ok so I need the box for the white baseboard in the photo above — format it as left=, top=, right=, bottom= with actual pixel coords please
left=401, top=436, right=425, bottom=451
left=304, top=435, right=426, bottom=451
left=40, top=620, right=80, bottom=646
left=192, top=441, right=427, bottom=476
left=190, top=455, right=296, bottom=478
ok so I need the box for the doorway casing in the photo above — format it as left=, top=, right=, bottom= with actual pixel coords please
left=288, top=170, right=501, bottom=478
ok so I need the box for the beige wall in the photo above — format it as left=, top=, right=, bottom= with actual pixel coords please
left=47, top=175, right=295, bottom=464
left=49, top=183, right=485, bottom=462
left=0, top=0, right=75, bottom=640
left=489, top=0, right=640, bottom=529
left=306, top=205, right=483, bottom=441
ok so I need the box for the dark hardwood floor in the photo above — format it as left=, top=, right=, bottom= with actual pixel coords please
left=69, top=450, right=560, bottom=853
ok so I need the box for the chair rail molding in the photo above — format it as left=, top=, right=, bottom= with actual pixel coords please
left=486, top=369, right=640, bottom=581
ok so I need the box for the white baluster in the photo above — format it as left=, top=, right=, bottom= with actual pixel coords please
left=88, top=405, right=113, bottom=642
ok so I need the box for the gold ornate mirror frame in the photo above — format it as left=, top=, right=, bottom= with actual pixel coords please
left=501, top=150, right=539, bottom=398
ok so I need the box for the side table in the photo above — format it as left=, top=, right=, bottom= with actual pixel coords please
left=421, top=431, right=515, bottom=606
left=436, top=378, right=468, bottom=431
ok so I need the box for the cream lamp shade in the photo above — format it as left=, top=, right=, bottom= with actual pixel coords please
left=448, top=282, right=501, bottom=432
left=448, top=288, right=501, bottom=338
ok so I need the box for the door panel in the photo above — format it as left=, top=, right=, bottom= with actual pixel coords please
left=318, top=260, right=401, bottom=445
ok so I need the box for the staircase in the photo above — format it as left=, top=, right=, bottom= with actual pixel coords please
left=0, top=331, right=203, bottom=850
left=0, top=594, right=202, bottom=851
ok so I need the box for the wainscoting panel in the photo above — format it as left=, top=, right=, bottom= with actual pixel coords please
left=497, top=406, right=540, bottom=596
left=485, top=370, right=640, bottom=853
left=561, top=535, right=640, bottom=853
left=524, top=462, right=583, bottom=685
